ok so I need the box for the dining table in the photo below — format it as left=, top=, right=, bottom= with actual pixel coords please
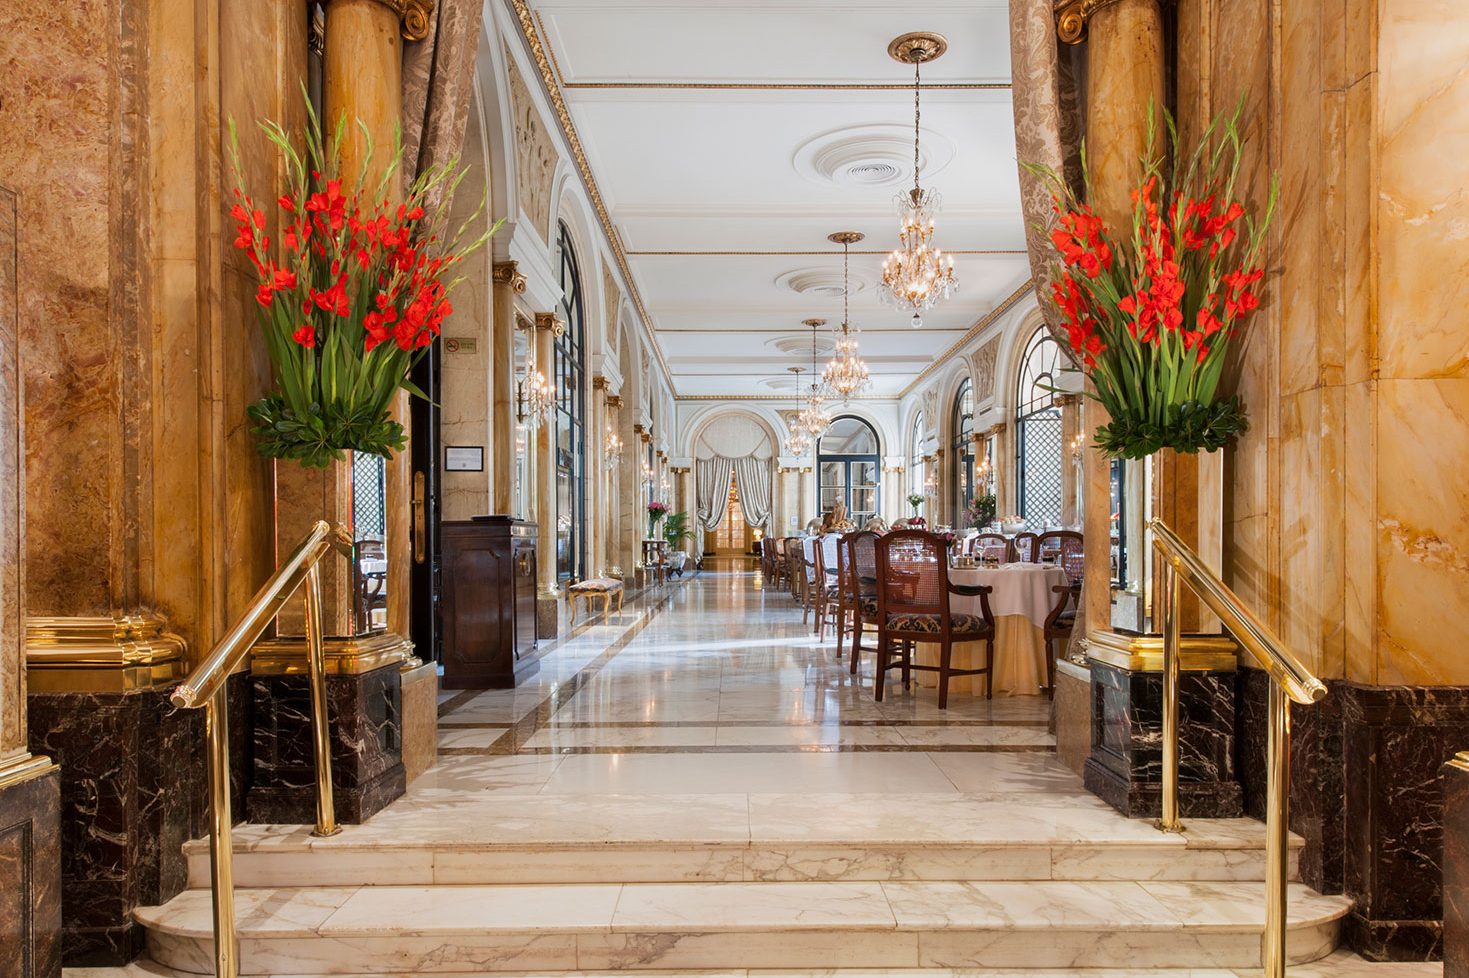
left=909, top=561, right=1071, bottom=696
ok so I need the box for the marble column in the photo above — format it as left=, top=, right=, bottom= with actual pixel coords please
left=589, top=379, right=609, bottom=577
left=491, top=262, right=526, bottom=515
left=0, top=185, right=60, bottom=978
left=933, top=448, right=948, bottom=526
left=987, top=425, right=1009, bottom=522
left=533, top=313, right=561, bottom=636
left=1057, top=395, right=1082, bottom=526
left=797, top=466, right=812, bottom=529
left=606, top=395, right=626, bottom=576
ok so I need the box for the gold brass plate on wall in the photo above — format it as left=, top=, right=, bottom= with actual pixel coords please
left=251, top=631, right=415, bottom=677
left=26, top=614, right=188, bottom=692
left=1085, top=629, right=1239, bottom=672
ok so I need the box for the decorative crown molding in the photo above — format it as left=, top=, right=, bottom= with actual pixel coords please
left=492, top=260, right=527, bottom=294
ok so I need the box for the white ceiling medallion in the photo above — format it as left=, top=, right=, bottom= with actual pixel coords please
left=760, top=375, right=803, bottom=391
left=768, top=335, right=835, bottom=357
left=793, top=124, right=955, bottom=191
left=774, top=267, right=869, bottom=298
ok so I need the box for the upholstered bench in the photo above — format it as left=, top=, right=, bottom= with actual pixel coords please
left=566, top=578, right=625, bottom=624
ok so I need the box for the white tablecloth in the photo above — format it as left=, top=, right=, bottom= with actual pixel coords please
left=948, top=564, right=1069, bottom=627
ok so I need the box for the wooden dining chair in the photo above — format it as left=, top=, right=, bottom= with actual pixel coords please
left=810, top=538, right=837, bottom=639
left=874, top=529, right=997, bottom=708
left=1038, top=530, right=1085, bottom=586
left=782, top=537, right=804, bottom=600
left=1011, top=531, right=1040, bottom=563
left=1041, top=583, right=1078, bottom=698
left=844, top=531, right=881, bottom=675
left=973, top=532, right=1012, bottom=563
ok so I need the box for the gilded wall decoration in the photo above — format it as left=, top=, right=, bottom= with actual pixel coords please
left=603, top=265, right=622, bottom=356
left=504, top=48, right=556, bottom=242
left=974, top=338, right=999, bottom=401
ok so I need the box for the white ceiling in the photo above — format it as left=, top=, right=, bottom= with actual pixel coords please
left=530, top=0, right=1031, bottom=398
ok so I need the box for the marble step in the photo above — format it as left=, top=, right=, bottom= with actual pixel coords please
left=136, top=880, right=1350, bottom=974
left=187, top=793, right=1301, bottom=887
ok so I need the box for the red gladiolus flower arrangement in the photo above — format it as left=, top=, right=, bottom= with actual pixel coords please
left=228, top=102, right=498, bottom=467
left=1027, top=102, right=1277, bottom=459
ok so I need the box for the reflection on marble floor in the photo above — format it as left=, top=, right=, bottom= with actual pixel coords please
left=437, top=571, right=1062, bottom=761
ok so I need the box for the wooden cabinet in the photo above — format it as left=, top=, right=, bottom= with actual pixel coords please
left=440, top=516, right=540, bottom=689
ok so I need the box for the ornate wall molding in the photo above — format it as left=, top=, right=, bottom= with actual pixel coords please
left=26, top=614, right=186, bottom=693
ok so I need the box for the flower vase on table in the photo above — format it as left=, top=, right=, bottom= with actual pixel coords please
left=646, top=501, right=668, bottom=541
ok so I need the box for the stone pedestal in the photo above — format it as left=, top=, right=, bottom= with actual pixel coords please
left=1053, top=658, right=1091, bottom=776
left=1240, top=670, right=1468, bottom=961
left=0, top=760, right=61, bottom=978
left=399, top=661, right=437, bottom=784
left=1083, top=645, right=1242, bottom=819
left=26, top=688, right=204, bottom=964
left=248, top=659, right=405, bottom=824
left=1445, top=753, right=1469, bottom=976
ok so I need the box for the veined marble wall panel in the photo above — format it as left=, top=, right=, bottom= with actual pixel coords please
left=0, top=188, right=21, bottom=764
left=440, top=88, right=494, bottom=522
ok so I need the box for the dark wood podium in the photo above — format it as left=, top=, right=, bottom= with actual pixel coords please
left=440, top=516, right=540, bottom=688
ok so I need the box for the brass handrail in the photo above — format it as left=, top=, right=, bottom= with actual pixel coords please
left=1148, top=517, right=1328, bottom=978
left=168, top=519, right=351, bottom=978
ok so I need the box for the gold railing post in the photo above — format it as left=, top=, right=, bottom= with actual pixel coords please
left=205, top=686, right=238, bottom=978
left=1263, top=679, right=1291, bottom=977
left=303, top=563, right=341, bottom=838
left=1158, top=559, right=1183, bottom=833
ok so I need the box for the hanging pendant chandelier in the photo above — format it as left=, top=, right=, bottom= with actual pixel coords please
left=821, top=231, right=873, bottom=402
left=794, top=319, right=832, bottom=440
left=879, top=32, right=959, bottom=329
left=783, top=367, right=812, bottom=457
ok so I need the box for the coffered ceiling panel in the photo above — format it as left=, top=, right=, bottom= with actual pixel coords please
left=525, top=0, right=1029, bottom=399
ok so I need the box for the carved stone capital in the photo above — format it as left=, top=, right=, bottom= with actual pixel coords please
left=632, top=423, right=646, bottom=435
left=1054, top=392, right=1083, bottom=407
left=1054, top=0, right=1139, bottom=44
left=592, top=375, right=609, bottom=391
left=363, top=0, right=436, bottom=42
left=606, top=395, right=624, bottom=410
left=492, top=260, right=527, bottom=294
left=534, top=312, right=565, bottom=336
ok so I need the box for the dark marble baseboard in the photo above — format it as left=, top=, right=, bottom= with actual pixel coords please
left=27, top=687, right=205, bottom=966
left=249, top=662, right=404, bottom=825
left=1443, top=756, right=1469, bottom=976
left=1239, top=670, right=1469, bottom=962
left=1085, top=659, right=1243, bottom=819
left=0, top=762, right=62, bottom=978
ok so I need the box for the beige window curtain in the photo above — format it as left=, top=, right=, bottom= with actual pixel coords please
left=401, top=0, right=486, bottom=184
left=732, top=455, right=771, bottom=530
left=1009, top=0, right=1084, bottom=338
left=696, top=456, right=735, bottom=531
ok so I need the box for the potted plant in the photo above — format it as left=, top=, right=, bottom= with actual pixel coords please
left=662, top=511, right=694, bottom=549
left=228, top=100, right=497, bottom=467
left=961, top=493, right=997, bottom=530
left=1026, top=102, right=1276, bottom=459
left=646, top=501, right=669, bottom=540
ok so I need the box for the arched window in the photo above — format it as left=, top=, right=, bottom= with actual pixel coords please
left=1015, top=327, right=1064, bottom=527
left=555, top=222, right=586, bottom=582
left=950, top=379, right=974, bottom=518
left=817, top=416, right=881, bottom=525
left=907, top=411, right=925, bottom=516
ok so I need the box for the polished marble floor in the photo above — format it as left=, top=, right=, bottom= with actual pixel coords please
left=118, top=570, right=1441, bottom=976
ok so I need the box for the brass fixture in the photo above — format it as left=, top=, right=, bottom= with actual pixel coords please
left=1148, top=517, right=1326, bottom=978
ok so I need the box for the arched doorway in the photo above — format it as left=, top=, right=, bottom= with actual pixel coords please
left=710, top=470, right=755, bottom=557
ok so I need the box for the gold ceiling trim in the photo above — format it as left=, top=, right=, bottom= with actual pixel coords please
left=625, top=249, right=1028, bottom=257
left=899, top=281, right=1036, bottom=398
left=512, top=0, right=675, bottom=387
left=677, top=393, right=894, bottom=402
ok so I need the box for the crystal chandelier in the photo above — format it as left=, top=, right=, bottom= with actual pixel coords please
left=821, top=231, right=872, bottom=402
left=880, top=32, right=958, bottom=329
left=794, top=319, right=832, bottom=440
left=783, top=367, right=812, bottom=456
